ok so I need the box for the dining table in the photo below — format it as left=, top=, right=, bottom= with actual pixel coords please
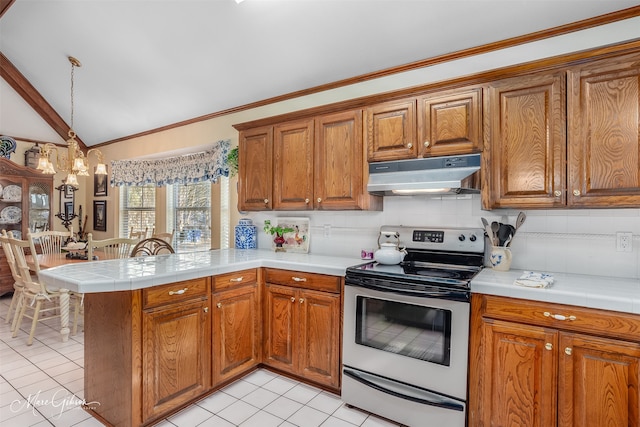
left=24, top=250, right=119, bottom=343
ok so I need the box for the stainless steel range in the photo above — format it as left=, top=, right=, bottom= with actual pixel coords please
left=342, top=225, right=485, bottom=427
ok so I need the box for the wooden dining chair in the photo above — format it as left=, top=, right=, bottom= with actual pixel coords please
left=29, top=228, right=74, bottom=256
left=7, top=233, right=73, bottom=345
left=129, top=227, right=148, bottom=240
left=151, top=229, right=175, bottom=245
left=0, top=230, right=26, bottom=331
left=130, top=237, right=175, bottom=257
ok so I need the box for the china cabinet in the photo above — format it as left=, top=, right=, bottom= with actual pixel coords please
left=262, top=268, right=341, bottom=390
left=0, top=158, right=53, bottom=295
left=469, top=294, right=640, bottom=427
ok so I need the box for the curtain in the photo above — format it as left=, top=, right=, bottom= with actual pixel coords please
left=110, top=139, right=230, bottom=187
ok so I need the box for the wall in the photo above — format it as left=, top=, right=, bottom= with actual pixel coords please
left=11, top=17, right=640, bottom=278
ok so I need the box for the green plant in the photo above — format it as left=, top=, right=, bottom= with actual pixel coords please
left=227, top=146, right=238, bottom=178
left=263, top=220, right=294, bottom=236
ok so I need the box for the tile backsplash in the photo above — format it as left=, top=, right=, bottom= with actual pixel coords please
left=244, top=194, right=640, bottom=279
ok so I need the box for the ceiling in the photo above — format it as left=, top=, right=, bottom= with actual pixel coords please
left=2, top=0, right=640, bottom=147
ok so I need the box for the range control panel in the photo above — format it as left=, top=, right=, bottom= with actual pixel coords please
left=379, top=225, right=485, bottom=254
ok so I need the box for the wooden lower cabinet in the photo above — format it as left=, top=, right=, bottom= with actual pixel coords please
left=212, top=282, right=261, bottom=385
left=142, top=297, right=211, bottom=421
left=263, top=269, right=342, bottom=390
left=470, top=294, right=640, bottom=427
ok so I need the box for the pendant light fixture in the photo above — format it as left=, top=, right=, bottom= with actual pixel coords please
left=37, top=56, right=107, bottom=187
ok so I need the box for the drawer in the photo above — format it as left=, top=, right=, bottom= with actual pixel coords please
left=213, top=268, right=258, bottom=291
left=143, top=277, right=209, bottom=309
left=265, top=268, right=341, bottom=293
left=478, top=294, right=640, bottom=342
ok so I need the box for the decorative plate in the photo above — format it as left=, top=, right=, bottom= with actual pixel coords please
left=0, top=184, right=3, bottom=197
left=0, top=206, right=22, bottom=224
left=272, top=217, right=310, bottom=253
left=2, top=185, right=21, bottom=202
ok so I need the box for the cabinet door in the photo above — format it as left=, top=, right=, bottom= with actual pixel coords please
left=567, top=52, right=640, bottom=207
left=366, top=98, right=417, bottom=161
left=273, top=119, right=314, bottom=210
left=263, top=283, right=298, bottom=373
left=482, top=71, right=566, bottom=209
left=474, top=319, right=557, bottom=427
left=558, top=332, right=640, bottom=427
left=212, top=284, right=260, bottom=385
left=142, top=298, right=211, bottom=422
left=417, top=87, right=481, bottom=157
left=298, top=289, right=341, bottom=388
left=314, top=110, right=364, bottom=210
left=238, top=126, right=273, bottom=211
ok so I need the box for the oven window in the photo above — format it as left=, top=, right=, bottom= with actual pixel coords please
left=355, top=296, right=452, bottom=366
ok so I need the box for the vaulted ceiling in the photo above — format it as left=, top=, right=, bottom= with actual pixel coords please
left=2, top=0, right=640, bottom=148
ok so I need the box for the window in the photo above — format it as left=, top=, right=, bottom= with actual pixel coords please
left=119, top=185, right=156, bottom=238
left=167, top=182, right=211, bottom=252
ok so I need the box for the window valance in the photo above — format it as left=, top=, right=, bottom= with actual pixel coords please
left=110, top=140, right=230, bottom=187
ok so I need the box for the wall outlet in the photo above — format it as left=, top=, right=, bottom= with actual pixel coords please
left=616, top=232, right=633, bottom=252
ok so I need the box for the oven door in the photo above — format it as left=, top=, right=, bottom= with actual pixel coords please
left=343, top=282, right=470, bottom=401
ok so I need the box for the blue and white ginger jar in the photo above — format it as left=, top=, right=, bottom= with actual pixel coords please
left=235, top=218, right=257, bottom=249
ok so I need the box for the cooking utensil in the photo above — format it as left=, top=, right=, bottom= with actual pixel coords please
left=491, top=222, right=500, bottom=246
left=497, top=224, right=514, bottom=246
left=515, top=212, right=526, bottom=231
left=481, top=218, right=494, bottom=243
left=505, top=233, right=513, bottom=247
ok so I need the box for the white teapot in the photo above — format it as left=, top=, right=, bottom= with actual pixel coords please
left=374, top=242, right=407, bottom=265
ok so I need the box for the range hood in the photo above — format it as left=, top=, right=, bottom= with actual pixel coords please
left=367, top=153, right=481, bottom=196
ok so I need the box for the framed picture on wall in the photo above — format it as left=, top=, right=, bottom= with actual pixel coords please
left=93, top=200, right=107, bottom=232
left=94, top=165, right=108, bottom=197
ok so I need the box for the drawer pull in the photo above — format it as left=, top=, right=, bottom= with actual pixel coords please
left=230, top=277, right=244, bottom=282
left=292, top=277, right=307, bottom=282
left=545, top=343, right=553, bottom=351
left=168, top=288, right=188, bottom=296
left=565, top=347, right=572, bottom=355
left=544, top=311, right=576, bottom=321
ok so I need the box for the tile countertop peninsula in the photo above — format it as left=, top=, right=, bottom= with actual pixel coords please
left=471, top=268, right=640, bottom=315
left=38, top=248, right=364, bottom=294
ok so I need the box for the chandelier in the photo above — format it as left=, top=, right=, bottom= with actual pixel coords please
left=37, top=56, right=107, bottom=187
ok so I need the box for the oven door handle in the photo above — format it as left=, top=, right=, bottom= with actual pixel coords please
left=343, top=367, right=464, bottom=412
left=346, top=280, right=468, bottom=301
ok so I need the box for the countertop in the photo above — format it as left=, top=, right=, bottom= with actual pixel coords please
left=38, top=249, right=364, bottom=294
left=471, top=268, right=640, bottom=315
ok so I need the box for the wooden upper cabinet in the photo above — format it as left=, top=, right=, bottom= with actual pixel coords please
left=417, top=87, right=482, bottom=157
left=366, top=98, right=417, bottom=161
left=238, top=126, right=273, bottom=211
left=273, top=118, right=314, bottom=210
left=315, top=110, right=375, bottom=210
left=567, top=52, right=640, bottom=207
left=482, top=71, right=567, bottom=209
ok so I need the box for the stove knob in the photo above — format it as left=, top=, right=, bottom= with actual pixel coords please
left=469, top=234, right=477, bottom=242
left=458, top=234, right=466, bottom=242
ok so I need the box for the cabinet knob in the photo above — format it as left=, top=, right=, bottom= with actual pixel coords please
left=554, top=190, right=562, bottom=197
left=317, top=197, right=322, bottom=203
left=264, top=198, right=269, bottom=204
left=573, top=190, right=581, bottom=196
left=290, top=297, right=296, bottom=303
left=216, top=302, right=222, bottom=309
left=545, top=343, right=553, bottom=351
left=204, top=307, right=209, bottom=313
left=305, top=198, right=310, bottom=204
left=299, top=298, right=305, bottom=304
left=424, top=141, right=430, bottom=148
left=407, top=143, right=413, bottom=149
left=565, top=347, right=572, bottom=355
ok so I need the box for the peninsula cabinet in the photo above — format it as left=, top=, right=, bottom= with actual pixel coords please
left=212, top=269, right=261, bottom=386
left=483, top=51, right=640, bottom=209
left=469, top=294, right=640, bottom=427
left=263, top=268, right=342, bottom=390
left=0, top=158, right=53, bottom=295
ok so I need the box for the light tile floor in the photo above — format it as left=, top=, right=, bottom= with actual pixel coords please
left=0, top=295, right=402, bottom=427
